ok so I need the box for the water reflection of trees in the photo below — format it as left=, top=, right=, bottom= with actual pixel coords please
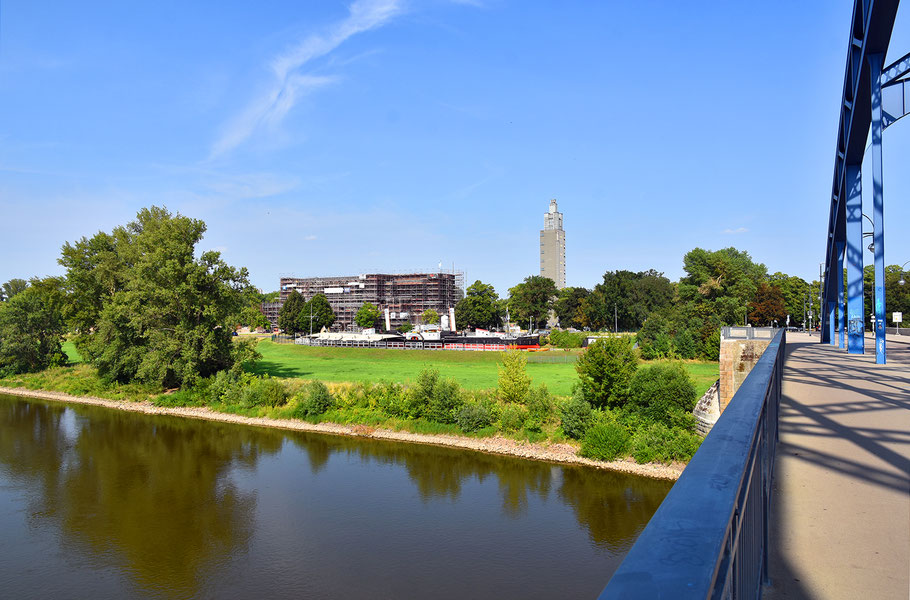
left=0, top=396, right=283, bottom=598
left=288, top=431, right=672, bottom=547
left=558, top=466, right=672, bottom=553
left=0, top=394, right=674, bottom=586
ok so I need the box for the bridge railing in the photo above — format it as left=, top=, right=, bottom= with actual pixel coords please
left=599, top=329, right=785, bottom=600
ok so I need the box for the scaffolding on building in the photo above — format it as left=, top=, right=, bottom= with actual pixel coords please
left=267, top=268, right=464, bottom=331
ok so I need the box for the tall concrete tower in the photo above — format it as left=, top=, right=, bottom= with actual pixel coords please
left=539, top=199, right=565, bottom=288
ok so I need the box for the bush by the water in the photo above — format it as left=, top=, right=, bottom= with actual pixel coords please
left=240, top=375, right=288, bottom=408
left=558, top=392, right=593, bottom=439
left=525, top=384, right=554, bottom=432
left=203, top=371, right=287, bottom=408
left=295, top=381, right=334, bottom=418
left=627, top=362, right=697, bottom=429
left=580, top=419, right=631, bottom=461
left=498, top=403, right=529, bottom=432
left=574, top=336, right=638, bottom=409
left=456, top=398, right=496, bottom=432
left=410, top=368, right=464, bottom=423
left=630, top=422, right=702, bottom=464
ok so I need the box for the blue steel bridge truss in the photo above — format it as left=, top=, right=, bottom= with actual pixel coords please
left=823, top=0, right=906, bottom=363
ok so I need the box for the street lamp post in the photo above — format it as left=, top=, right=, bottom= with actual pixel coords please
left=899, top=260, right=910, bottom=286
left=898, top=261, right=910, bottom=336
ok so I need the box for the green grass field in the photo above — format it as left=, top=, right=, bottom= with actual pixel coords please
left=62, top=341, right=83, bottom=364
left=250, top=340, right=718, bottom=397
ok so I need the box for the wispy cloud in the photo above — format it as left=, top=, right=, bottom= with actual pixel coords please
left=210, top=0, right=403, bottom=159
left=204, top=171, right=301, bottom=199
left=723, top=227, right=749, bottom=234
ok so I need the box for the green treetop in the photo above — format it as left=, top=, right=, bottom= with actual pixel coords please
left=1, top=278, right=29, bottom=301
left=0, top=277, right=67, bottom=375
left=677, top=247, right=767, bottom=326
left=278, top=290, right=306, bottom=335
left=355, top=302, right=382, bottom=329
left=454, top=280, right=504, bottom=330
left=508, top=275, right=557, bottom=330
left=301, top=294, right=336, bottom=333
left=62, top=206, right=252, bottom=388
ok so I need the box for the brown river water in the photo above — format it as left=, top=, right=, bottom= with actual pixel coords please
left=0, top=393, right=670, bottom=599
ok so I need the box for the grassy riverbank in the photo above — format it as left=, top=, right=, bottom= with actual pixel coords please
left=0, top=385, right=684, bottom=480
left=24, top=339, right=718, bottom=472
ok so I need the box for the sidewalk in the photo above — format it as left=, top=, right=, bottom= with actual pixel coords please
left=764, top=332, right=910, bottom=599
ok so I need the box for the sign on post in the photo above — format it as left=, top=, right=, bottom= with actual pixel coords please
left=894, top=312, right=903, bottom=323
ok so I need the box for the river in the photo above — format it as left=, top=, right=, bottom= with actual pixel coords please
left=0, top=393, right=671, bottom=599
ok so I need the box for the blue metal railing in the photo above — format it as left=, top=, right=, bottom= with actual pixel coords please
left=599, top=330, right=785, bottom=599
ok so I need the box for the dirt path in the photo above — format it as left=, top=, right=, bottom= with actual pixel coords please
left=0, top=385, right=683, bottom=481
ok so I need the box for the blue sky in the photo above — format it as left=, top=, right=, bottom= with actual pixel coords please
left=2, top=1, right=910, bottom=296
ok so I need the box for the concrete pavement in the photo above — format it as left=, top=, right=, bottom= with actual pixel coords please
left=765, top=332, right=910, bottom=599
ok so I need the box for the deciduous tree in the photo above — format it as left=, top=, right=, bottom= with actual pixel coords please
left=497, top=351, right=531, bottom=404
left=575, top=336, right=638, bottom=409
left=554, top=287, right=589, bottom=329
left=1, top=278, right=29, bottom=301
left=79, top=207, right=250, bottom=388
left=678, top=247, right=767, bottom=325
left=454, top=280, right=504, bottom=330
left=748, top=283, right=787, bottom=326
left=355, top=302, right=382, bottom=330
left=302, top=294, right=336, bottom=333
left=508, top=275, right=557, bottom=330
left=578, top=270, right=673, bottom=331
left=0, top=277, right=67, bottom=374
left=278, top=290, right=305, bottom=335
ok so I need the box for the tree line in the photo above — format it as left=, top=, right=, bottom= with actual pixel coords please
left=3, top=205, right=908, bottom=380
left=454, top=246, right=910, bottom=360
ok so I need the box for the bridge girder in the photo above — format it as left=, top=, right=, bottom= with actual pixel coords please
left=823, top=0, right=900, bottom=364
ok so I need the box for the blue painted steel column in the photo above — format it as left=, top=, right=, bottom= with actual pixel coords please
left=837, top=242, right=845, bottom=348
left=869, top=53, right=887, bottom=364
left=845, top=165, right=865, bottom=353
left=828, top=299, right=836, bottom=346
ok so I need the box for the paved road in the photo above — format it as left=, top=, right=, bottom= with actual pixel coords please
left=765, top=332, right=910, bottom=599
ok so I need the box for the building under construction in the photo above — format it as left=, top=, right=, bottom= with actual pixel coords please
left=270, top=271, right=463, bottom=331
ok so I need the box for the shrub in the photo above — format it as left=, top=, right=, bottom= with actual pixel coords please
left=425, top=377, right=463, bottom=424
left=381, top=385, right=413, bottom=418
left=373, top=381, right=406, bottom=413
left=575, top=336, right=638, bottom=409
left=497, top=351, right=531, bottom=404
left=548, top=330, right=586, bottom=348
left=558, top=392, right=593, bottom=439
left=630, top=422, right=702, bottom=464
left=637, top=314, right=669, bottom=359
left=207, top=369, right=238, bottom=404
left=499, top=403, right=529, bottom=432
left=673, top=329, right=697, bottom=359
left=580, top=421, right=631, bottom=461
left=700, top=328, right=721, bottom=361
left=525, top=384, right=554, bottom=432
left=643, top=332, right=675, bottom=359
left=295, top=381, right=334, bottom=418
left=409, top=368, right=463, bottom=423
left=240, top=375, right=289, bottom=408
left=456, top=400, right=495, bottom=432
left=627, top=362, right=697, bottom=429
